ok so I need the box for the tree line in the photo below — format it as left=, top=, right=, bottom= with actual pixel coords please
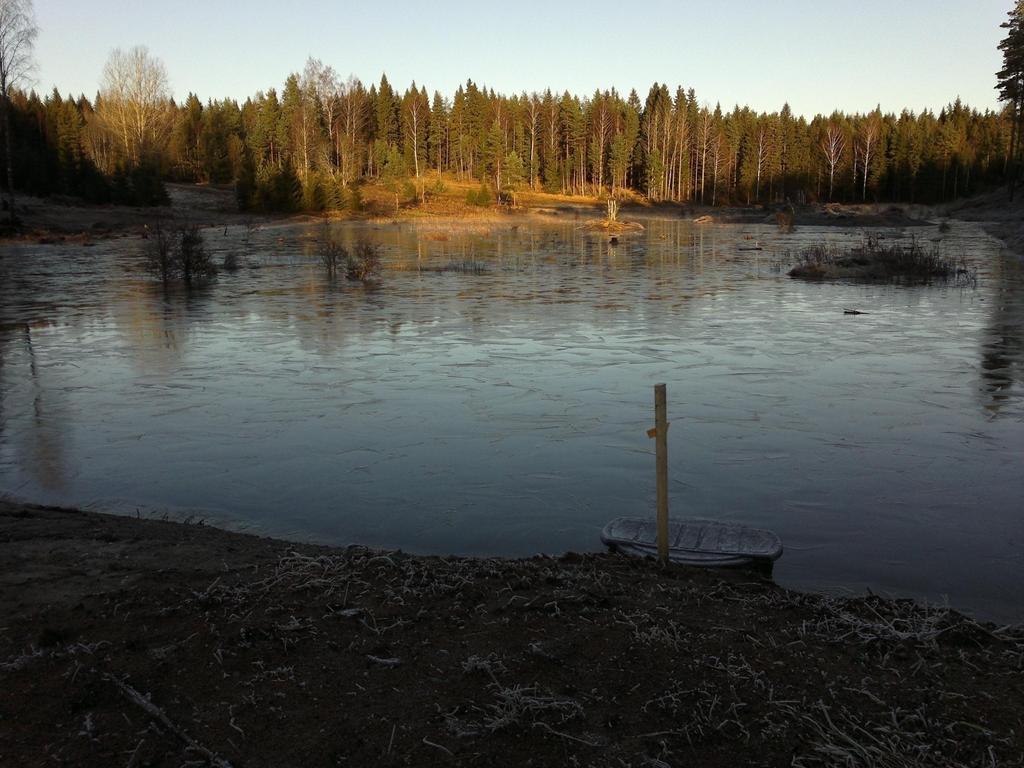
left=4, top=30, right=1023, bottom=213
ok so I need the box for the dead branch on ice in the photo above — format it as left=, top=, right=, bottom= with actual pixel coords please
left=106, top=675, right=234, bottom=768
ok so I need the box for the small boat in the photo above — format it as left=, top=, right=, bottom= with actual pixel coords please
left=601, top=517, right=783, bottom=567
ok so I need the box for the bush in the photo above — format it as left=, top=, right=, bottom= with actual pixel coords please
left=302, top=173, right=328, bottom=212
left=146, top=223, right=216, bottom=284
left=345, top=241, right=382, bottom=282
left=110, top=163, right=169, bottom=207
left=130, top=164, right=171, bottom=206
left=787, top=234, right=974, bottom=285
left=146, top=222, right=176, bottom=282
left=466, top=184, right=492, bottom=206
left=319, top=240, right=346, bottom=276
left=178, top=225, right=216, bottom=284
left=253, top=165, right=302, bottom=212
left=347, top=184, right=364, bottom=213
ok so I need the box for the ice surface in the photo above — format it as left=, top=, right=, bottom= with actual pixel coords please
left=1, top=217, right=1021, bottom=621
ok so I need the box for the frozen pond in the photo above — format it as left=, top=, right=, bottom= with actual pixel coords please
left=1, top=215, right=1022, bottom=622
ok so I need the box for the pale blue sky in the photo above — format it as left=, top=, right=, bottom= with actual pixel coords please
left=34, top=0, right=1011, bottom=117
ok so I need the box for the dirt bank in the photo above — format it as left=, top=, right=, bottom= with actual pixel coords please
left=1, top=500, right=1020, bottom=767
left=4, top=183, right=948, bottom=249
left=0, top=183, right=601, bottom=245
left=672, top=202, right=932, bottom=229
left=1, top=184, right=273, bottom=244
left=944, top=189, right=1024, bottom=255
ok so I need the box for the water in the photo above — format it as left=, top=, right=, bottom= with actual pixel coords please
left=1, top=216, right=1022, bottom=622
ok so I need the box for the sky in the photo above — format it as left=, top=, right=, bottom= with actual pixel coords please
left=32, top=0, right=1012, bottom=117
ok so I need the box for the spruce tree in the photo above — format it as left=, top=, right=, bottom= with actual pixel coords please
left=429, top=91, right=447, bottom=182
left=504, top=150, right=525, bottom=206
left=997, top=0, right=1024, bottom=199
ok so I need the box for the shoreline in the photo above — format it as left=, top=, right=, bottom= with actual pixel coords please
left=1, top=499, right=1021, bottom=765
left=2, top=181, right=996, bottom=247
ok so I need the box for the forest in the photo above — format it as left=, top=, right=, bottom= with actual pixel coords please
left=3, top=1, right=1024, bottom=215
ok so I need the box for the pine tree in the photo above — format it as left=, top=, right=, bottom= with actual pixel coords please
left=375, top=74, right=398, bottom=148
left=997, top=0, right=1024, bottom=199
left=380, top=143, right=405, bottom=212
left=251, top=90, right=281, bottom=169
left=52, top=90, right=84, bottom=192
left=504, top=150, right=525, bottom=206
left=428, top=91, right=447, bottom=181
left=235, top=143, right=256, bottom=209
left=484, top=121, right=504, bottom=192
left=172, top=94, right=203, bottom=179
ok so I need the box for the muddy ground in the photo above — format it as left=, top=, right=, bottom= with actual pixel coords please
left=1, top=501, right=1021, bottom=767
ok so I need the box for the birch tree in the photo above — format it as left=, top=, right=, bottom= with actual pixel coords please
left=857, top=111, right=881, bottom=200
left=98, top=46, right=170, bottom=168
left=754, top=125, right=769, bottom=201
left=303, top=58, right=339, bottom=171
left=0, top=0, right=36, bottom=221
left=696, top=106, right=713, bottom=202
left=525, top=93, right=540, bottom=188
left=404, top=83, right=427, bottom=182
left=339, top=76, right=366, bottom=184
left=590, top=91, right=610, bottom=191
left=710, top=128, right=724, bottom=206
left=820, top=122, right=846, bottom=201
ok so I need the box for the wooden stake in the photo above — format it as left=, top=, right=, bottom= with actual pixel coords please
left=654, top=383, right=669, bottom=565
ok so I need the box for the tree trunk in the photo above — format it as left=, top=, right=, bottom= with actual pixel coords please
left=529, top=130, right=535, bottom=190
left=2, top=94, right=16, bottom=225
left=301, top=107, right=309, bottom=178
left=1010, top=95, right=1021, bottom=202
left=863, top=151, right=869, bottom=201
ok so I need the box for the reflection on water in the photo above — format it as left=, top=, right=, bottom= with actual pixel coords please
left=979, top=253, right=1024, bottom=415
left=1, top=218, right=1022, bottom=621
left=0, top=321, right=69, bottom=492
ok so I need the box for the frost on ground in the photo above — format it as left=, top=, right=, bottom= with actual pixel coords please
left=1, top=501, right=1021, bottom=767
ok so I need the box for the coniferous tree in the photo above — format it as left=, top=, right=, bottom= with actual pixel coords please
left=428, top=91, right=447, bottom=182
left=172, top=93, right=203, bottom=180
left=997, top=0, right=1024, bottom=198
left=504, top=150, right=525, bottom=206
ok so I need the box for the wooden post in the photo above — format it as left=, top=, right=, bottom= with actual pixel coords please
left=654, top=383, right=669, bottom=565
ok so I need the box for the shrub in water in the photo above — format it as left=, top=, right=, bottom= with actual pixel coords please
left=146, top=222, right=176, bottom=282
left=178, top=225, right=216, bottom=284
left=345, top=241, right=382, bottom=282
left=146, top=223, right=216, bottom=284
left=319, top=240, right=346, bottom=276
left=788, top=234, right=974, bottom=285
